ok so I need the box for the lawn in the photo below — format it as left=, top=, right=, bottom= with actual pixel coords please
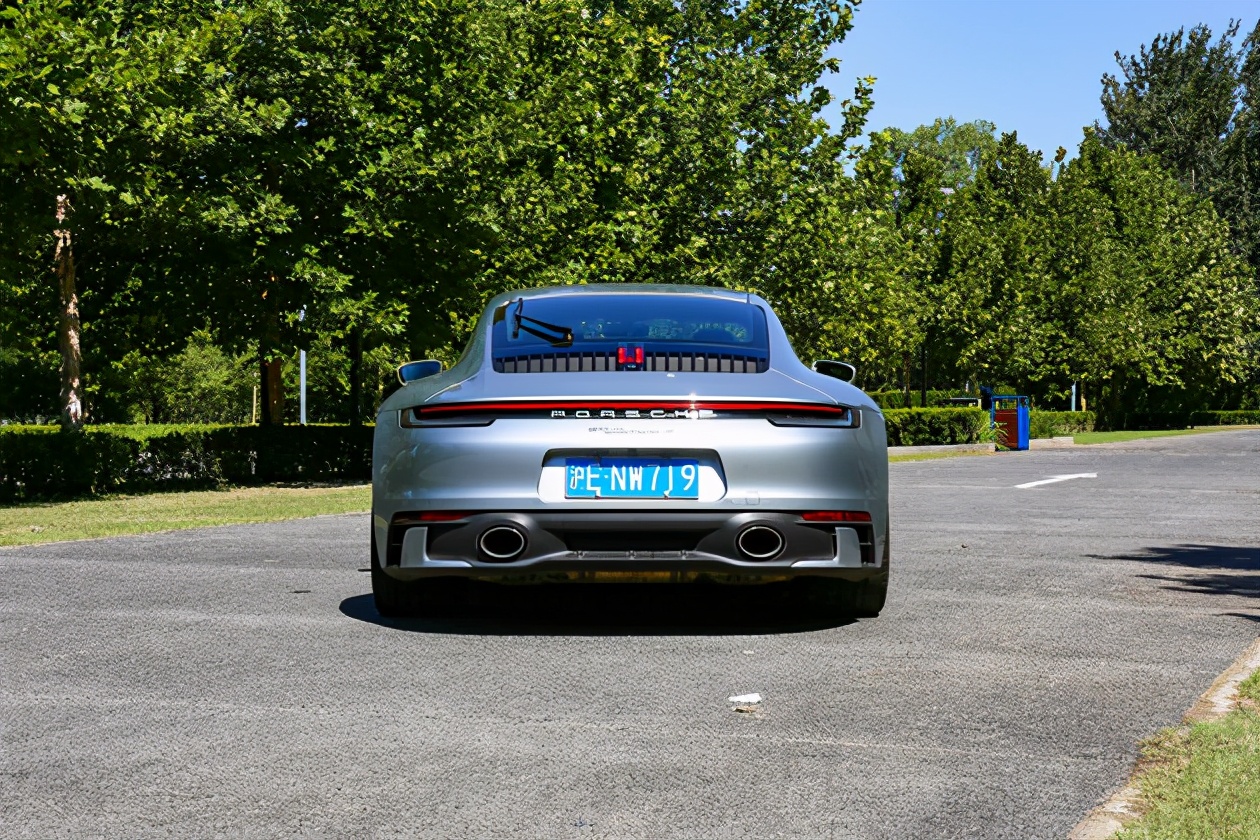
left=888, top=449, right=995, bottom=463
left=0, top=484, right=371, bottom=547
left=1117, top=669, right=1260, bottom=839
left=1075, top=426, right=1260, bottom=445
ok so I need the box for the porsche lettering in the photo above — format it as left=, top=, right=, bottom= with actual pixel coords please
left=549, top=408, right=715, bottom=419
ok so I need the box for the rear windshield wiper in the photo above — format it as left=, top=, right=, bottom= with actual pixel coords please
left=511, top=299, right=574, bottom=347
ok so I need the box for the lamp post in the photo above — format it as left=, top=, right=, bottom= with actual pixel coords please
left=298, top=307, right=307, bottom=425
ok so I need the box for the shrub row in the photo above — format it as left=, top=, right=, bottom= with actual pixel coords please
left=1029, top=411, right=1095, bottom=439
left=882, top=408, right=990, bottom=447
left=1190, top=410, right=1260, bottom=426
left=884, top=408, right=1097, bottom=445
left=1097, top=409, right=1260, bottom=430
left=8, top=407, right=1243, bottom=503
left=0, top=424, right=373, bottom=503
left=869, top=390, right=969, bottom=409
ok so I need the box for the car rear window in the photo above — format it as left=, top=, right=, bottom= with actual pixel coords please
left=490, top=293, right=769, bottom=373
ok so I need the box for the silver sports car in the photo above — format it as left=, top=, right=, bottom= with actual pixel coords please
left=371, top=284, right=889, bottom=617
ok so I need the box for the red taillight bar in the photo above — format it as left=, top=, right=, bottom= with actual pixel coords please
left=801, top=511, right=872, bottom=523
left=392, top=511, right=470, bottom=524
left=413, top=400, right=851, bottom=417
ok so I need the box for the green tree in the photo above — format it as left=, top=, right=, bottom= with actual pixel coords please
left=875, top=118, right=1001, bottom=397
left=750, top=130, right=916, bottom=389
left=1097, top=20, right=1260, bottom=273
left=933, top=132, right=1052, bottom=395
left=885, top=117, right=998, bottom=224
left=0, top=0, right=143, bottom=428
left=1043, top=133, right=1258, bottom=425
left=2, top=0, right=884, bottom=424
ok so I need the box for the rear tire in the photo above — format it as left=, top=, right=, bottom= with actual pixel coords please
left=370, top=526, right=468, bottom=618
left=801, top=523, right=891, bottom=619
left=371, top=527, right=411, bottom=617
left=800, top=574, right=887, bottom=619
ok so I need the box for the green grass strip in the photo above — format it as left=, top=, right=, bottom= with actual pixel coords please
left=1116, top=670, right=1260, bottom=840
left=0, top=485, right=370, bottom=547
left=1075, top=426, right=1260, bottom=445
left=888, top=450, right=995, bottom=463
left=1240, top=670, right=1260, bottom=704
left=1116, top=711, right=1260, bottom=840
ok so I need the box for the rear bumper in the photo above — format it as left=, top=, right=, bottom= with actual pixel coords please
left=375, top=510, right=886, bottom=583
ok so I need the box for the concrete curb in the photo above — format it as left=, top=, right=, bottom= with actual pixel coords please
left=1028, top=436, right=1077, bottom=449
left=888, top=437, right=1078, bottom=457
left=1068, top=637, right=1260, bottom=839
left=887, top=442, right=996, bottom=456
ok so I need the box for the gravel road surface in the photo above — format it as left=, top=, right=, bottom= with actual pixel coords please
left=3, top=430, right=1259, bottom=839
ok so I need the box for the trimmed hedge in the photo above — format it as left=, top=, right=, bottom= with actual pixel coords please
left=1096, top=409, right=1260, bottom=430
left=869, top=389, right=969, bottom=409
left=8, top=407, right=1242, bottom=502
left=882, top=408, right=990, bottom=447
left=1190, top=410, right=1260, bottom=426
left=1029, top=411, right=1095, bottom=439
left=0, top=424, right=373, bottom=503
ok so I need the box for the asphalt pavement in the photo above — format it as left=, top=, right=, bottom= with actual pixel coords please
left=3, top=431, right=1259, bottom=840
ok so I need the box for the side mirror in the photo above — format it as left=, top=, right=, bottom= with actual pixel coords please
left=397, top=359, right=443, bottom=385
left=813, top=360, right=857, bottom=382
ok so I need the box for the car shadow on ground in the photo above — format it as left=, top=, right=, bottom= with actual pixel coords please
left=1091, top=544, right=1260, bottom=623
left=339, top=583, right=857, bottom=636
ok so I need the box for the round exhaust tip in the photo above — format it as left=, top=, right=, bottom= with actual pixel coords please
left=479, top=526, right=527, bottom=561
left=737, top=525, right=784, bottom=560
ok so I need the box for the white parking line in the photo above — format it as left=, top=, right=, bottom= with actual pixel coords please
left=1015, top=473, right=1098, bottom=489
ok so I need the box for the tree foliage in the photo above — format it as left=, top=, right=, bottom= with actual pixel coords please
left=1, top=0, right=873, bottom=420
left=1098, top=19, right=1260, bottom=275
left=1044, top=133, right=1257, bottom=423
left=869, top=120, right=1257, bottom=425
left=0, top=3, right=1257, bottom=428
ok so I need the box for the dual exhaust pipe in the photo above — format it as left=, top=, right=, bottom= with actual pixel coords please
left=476, top=523, right=785, bottom=562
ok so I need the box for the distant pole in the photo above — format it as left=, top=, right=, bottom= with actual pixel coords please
left=1071, top=381, right=1077, bottom=412
left=252, top=385, right=258, bottom=424
left=298, top=306, right=307, bottom=425
left=300, top=350, right=307, bottom=425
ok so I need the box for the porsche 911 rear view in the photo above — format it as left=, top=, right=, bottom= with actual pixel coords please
left=371, top=285, right=889, bottom=618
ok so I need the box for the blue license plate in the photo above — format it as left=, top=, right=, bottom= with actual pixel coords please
left=565, top=458, right=700, bottom=499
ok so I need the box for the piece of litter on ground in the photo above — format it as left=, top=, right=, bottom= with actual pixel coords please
left=733, top=705, right=759, bottom=714
left=742, top=650, right=755, bottom=655
left=727, top=692, right=762, bottom=704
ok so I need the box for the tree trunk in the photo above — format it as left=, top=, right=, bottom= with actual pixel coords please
left=259, top=355, right=284, bottom=424
left=258, top=292, right=285, bottom=425
left=348, top=325, right=363, bottom=427
left=919, top=335, right=929, bottom=409
left=54, top=195, right=84, bottom=432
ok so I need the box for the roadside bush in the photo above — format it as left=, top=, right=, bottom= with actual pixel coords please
left=1107, top=410, right=1193, bottom=430
left=1029, top=411, right=1095, bottom=438
left=882, top=408, right=990, bottom=446
left=869, top=390, right=970, bottom=409
left=101, top=331, right=255, bottom=424
left=208, top=425, right=375, bottom=484
left=0, top=424, right=373, bottom=503
left=1101, top=409, right=1260, bottom=430
left=1189, top=410, right=1260, bottom=426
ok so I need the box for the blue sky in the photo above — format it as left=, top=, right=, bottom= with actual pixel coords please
left=820, top=0, right=1252, bottom=161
